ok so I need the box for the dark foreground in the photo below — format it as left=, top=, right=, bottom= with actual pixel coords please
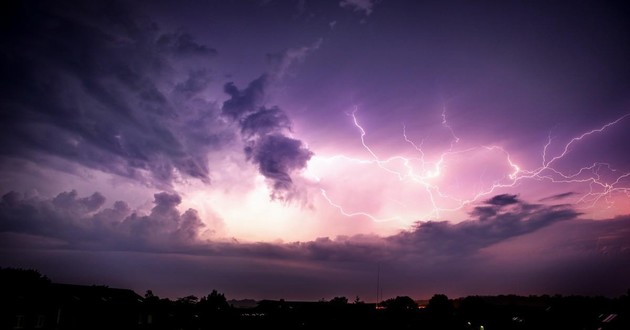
left=2, top=267, right=628, bottom=330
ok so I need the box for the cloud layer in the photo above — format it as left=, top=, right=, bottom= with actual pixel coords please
left=221, top=73, right=314, bottom=200
left=2, top=189, right=628, bottom=300
left=0, top=190, right=207, bottom=251
left=0, top=190, right=584, bottom=260
left=0, top=0, right=230, bottom=187
left=0, top=0, right=319, bottom=200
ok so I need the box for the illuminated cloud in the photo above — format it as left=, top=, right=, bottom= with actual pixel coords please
left=2, top=190, right=628, bottom=299
left=0, top=191, right=578, bottom=260
left=244, top=134, right=313, bottom=200
left=221, top=58, right=316, bottom=199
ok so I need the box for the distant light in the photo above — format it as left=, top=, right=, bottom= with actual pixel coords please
left=602, top=314, right=617, bottom=323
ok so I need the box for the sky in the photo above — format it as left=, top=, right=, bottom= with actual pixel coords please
left=1, top=0, right=630, bottom=302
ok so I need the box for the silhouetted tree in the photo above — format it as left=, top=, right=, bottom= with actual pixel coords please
left=0, top=267, right=51, bottom=297
left=458, top=295, right=492, bottom=326
left=382, top=296, right=418, bottom=311
left=330, top=296, right=349, bottom=305
left=0, top=267, right=50, bottom=286
left=199, top=289, right=229, bottom=311
left=144, top=289, right=160, bottom=302
left=145, top=289, right=155, bottom=298
left=427, top=293, right=453, bottom=317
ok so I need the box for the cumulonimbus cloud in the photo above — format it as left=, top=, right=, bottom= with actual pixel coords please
left=221, top=45, right=320, bottom=201
left=0, top=191, right=586, bottom=262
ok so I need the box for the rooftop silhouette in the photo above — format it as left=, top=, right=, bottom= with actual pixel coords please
left=1, top=267, right=628, bottom=330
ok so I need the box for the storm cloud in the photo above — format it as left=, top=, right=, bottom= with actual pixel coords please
left=2, top=189, right=628, bottom=299
left=1, top=0, right=318, bottom=199
left=2, top=0, right=629, bottom=302
left=390, top=195, right=580, bottom=257
left=222, top=74, right=314, bottom=200
left=221, top=75, right=269, bottom=120
left=0, top=191, right=580, bottom=260
left=0, top=190, right=209, bottom=251
left=0, top=0, right=228, bottom=187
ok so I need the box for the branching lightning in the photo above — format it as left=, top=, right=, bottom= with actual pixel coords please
left=313, top=107, right=630, bottom=223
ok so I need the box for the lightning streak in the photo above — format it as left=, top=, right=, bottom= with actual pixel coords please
left=320, top=189, right=403, bottom=223
left=314, top=107, right=630, bottom=223
left=543, top=114, right=630, bottom=168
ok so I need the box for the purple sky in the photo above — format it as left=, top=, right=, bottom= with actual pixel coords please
left=1, top=0, right=630, bottom=302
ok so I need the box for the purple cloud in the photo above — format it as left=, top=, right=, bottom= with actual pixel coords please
left=0, top=0, right=228, bottom=187
left=240, top=107, right=293, bottom=138
left=485, top=194, right=520, bottom=206
left=391, top=196, right=579, bottom=258
left=0, top=190, right=209, bottom=251
left=0, top=191, right=578, bottom=260
left=221, top=75, right=269, bottom=120
left=2, top=190, right=628, bottom=299
left=244, top=134, right=314, bottom=199
left=1, top=0, right=629, bottom=302
left=221, top=71, right=314, bottom=200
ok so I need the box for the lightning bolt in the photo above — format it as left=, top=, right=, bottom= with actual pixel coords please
left=320, top=189, right=403, bottom=223
left=313, top=107, right=630, bottom=223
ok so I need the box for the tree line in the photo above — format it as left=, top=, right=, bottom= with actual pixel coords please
left=1, top=267, right=628, bottom=330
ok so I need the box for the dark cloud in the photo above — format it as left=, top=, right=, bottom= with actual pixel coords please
left=218, top=41, right=324, bottom=200
left=0, top=0, right=228, bottom=187
left=52, top=190, right=106, bottom=213
left=240, top=107, right=292, bottom=139
left=0, top=190, right=210, bottom=251
left=119, top=192, right=207, bottom=246
left=244, top=134, right=314, bottom=198
left=485, top=194, right=519, bottom=206
left=0, top=191, right=578, bottom=262
left=389, top=195, right=580, bottom=257
left=470, top=193, right=527, bottom=221
left=1, top=0, right=317, bottom=197
left=221, top=75, right=269, bottom=120
left=221, top=68, right=314, bottom=200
